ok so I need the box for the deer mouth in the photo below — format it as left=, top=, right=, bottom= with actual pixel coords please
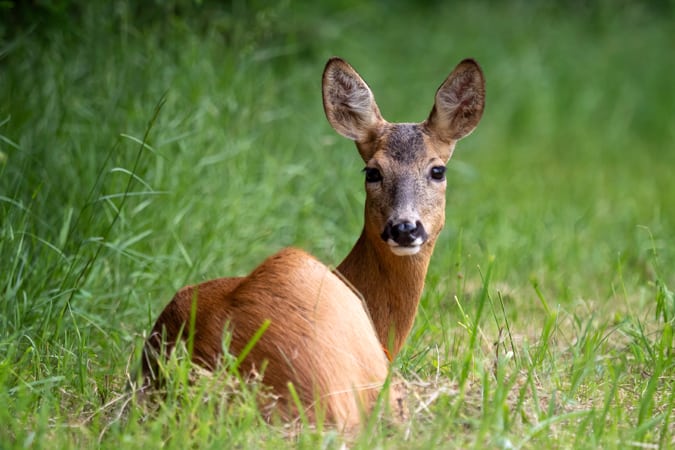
left=388, top=243, right=422, bottom=256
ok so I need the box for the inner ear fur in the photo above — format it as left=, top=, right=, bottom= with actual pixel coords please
left=322, top=57, right=385, bottom=145
left=424, top=59, right=486, bottom=148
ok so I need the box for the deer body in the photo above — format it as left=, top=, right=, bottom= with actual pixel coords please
left=142, top=57, right=485, bottom=430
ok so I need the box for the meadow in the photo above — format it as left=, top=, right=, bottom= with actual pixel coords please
left=1, top=1, right=673, bottom=448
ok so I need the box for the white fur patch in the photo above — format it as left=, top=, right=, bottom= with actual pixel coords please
left=389, top=245, right=421, bottom=256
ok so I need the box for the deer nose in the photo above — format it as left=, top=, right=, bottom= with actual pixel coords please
left=382, top=220, right=428, bottom=247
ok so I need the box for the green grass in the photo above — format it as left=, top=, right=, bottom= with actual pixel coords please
left=1, top=1, right=674, bottom=448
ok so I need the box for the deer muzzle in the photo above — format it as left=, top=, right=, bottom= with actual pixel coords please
left=381, top=220, right=428, bottom=256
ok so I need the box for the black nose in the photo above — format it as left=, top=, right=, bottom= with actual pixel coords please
left=381, top=220, right=428, bottom=246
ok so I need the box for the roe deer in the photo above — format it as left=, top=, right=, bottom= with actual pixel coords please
left=142, top=57, right=485, bottom=430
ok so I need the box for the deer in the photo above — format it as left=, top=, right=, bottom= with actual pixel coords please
left=141, top=56, right=485, bottom=431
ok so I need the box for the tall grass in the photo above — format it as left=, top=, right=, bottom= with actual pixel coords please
left=1, top=1, right=673, bottom=448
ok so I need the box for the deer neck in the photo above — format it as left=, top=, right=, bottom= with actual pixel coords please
left=336, top=227, right=435, bottom=357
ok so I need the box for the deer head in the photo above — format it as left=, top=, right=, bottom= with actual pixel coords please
left=322, top=58, right=486, bottom=257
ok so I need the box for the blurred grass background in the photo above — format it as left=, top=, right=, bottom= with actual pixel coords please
left=1, top=0, right=673, bottom=448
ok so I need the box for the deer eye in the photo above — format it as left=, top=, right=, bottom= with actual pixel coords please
left=430, top=165, right=446, bottom=181
left=364, top=167, right=383, bottom=183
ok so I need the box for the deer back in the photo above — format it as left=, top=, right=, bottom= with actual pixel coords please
left=143, top=248, right=396, bottom=430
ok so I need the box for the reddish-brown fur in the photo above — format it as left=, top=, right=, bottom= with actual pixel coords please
left=142, top=57, right=485, bottom=430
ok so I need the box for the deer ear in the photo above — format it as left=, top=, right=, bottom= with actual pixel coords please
left=425, top=59, right=485, bottom=150
left=322, top=57, right=384, bottom=143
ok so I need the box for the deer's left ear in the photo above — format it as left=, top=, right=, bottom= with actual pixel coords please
left=424, top=59, right=485, bottom=159
left=322, top=57, right=385, bottom=144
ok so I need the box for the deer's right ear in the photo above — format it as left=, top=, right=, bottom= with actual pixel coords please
left=322, top=58, right=384, bottom=144
left=425, top=59, right=485, bottom=151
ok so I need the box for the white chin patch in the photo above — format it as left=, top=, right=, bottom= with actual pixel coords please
left=389, top=245, right=421, bottom=256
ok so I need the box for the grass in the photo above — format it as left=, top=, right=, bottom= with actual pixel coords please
left=1, top=0, right=674, bottom=448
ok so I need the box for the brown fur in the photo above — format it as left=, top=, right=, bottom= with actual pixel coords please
left=141, top=57, right=485, bottom=430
